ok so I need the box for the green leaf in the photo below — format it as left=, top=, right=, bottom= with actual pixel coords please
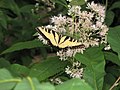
left=0, top=11, right=7, bottom=29
left=0, top=68, right=21, bottom=90
left=21, top=56, right=32, bottom=66
left=75, top=47, right=105, bottom=90
left=70, top=0, right=85, bottom=6
left=10, top=64, right=30, bottom=77
left=39, top=83, right=55, bottom=90
left=103, top=66, right=120, bottom=90
left=20, top=5, right=35, bottom=13
left=1, top=40, right=46, bottom=55
left=15, top=77, right=40, bottom=90
left=106, top=66, right=120, bottom=77
left=104, top=52, right=120, bottom=66
left=103, top=73, right=116, bottom=90
left=52, top=0, right=68, bottom=8
left=108, top=26, right=120, bottom=60
left=0, top=27, right=4, bottom=43
left=29, top=56, right=68, bottom=81
left=105, top=10, right=114, bottom=26
left=39, top=47, right=48, bottom=59
left=56, top=78, right=93, bottom=90
left=15, top=77, right=55, bottom=90
left=109, top=1, right=120, bottom=10
left=0, top=58, right=11, bottom=68
left=0, top=0, right=20, bottom=16
left=0, top=27, right=5, bottom=43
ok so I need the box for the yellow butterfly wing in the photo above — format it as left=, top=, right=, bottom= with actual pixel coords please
left=59, top=36, right=66, bottom=44
left=58, top=37, right=82, bottom=48
left=36, top=27, right=83, bottom=48
left=36, top=27, right=59, bottom=47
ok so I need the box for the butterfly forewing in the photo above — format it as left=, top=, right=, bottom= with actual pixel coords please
left=37, top=27, right=57, bottom=47
left=54, top=32, right=59, bottom=46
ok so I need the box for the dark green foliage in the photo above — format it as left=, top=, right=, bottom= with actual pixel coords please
left=29, top=56, right=68, bottom=81
left=1, top=40, right=45, bottom=55
left=75, top=47, right=105, bottom=90
left=56, top=78, right=93, bottom=90
left=0, top=0, right=120, bottom=90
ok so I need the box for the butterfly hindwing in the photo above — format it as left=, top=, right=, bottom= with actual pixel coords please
left=58, top=37, right=82, bottom=48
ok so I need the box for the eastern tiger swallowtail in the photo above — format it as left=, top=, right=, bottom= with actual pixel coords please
left=36, top=27, right=84, bottom=48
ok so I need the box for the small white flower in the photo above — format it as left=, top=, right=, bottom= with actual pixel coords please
left=87, top=1, right=105, bottom=18
left=58, top=27, right=66, bottom=34
left=57, top=50, right=68, bottom=61
left=50, top=14, right=66, bottom=27
left=73, top=61, right=81, bottom=67
left=66, top=48, right=74, bottom=57
left=80, top=11, right=94, bottom=20
left=68, top=6, right=81, bottom=16
left=50, top=78, right=63, bottom=84
left=99, top=25, right=109, bottom=36
left=82, top=18, right=92, bottom=30
left=57, top=47, right=85, bottom=61
left=35, top=3, right=39, bottom=7
left=96, top=21, right=103, bottom=28
left=104, top=45, right=111, bottom=50
left=45, top=25, right=58, bottom=32
left=38, top=33, right=48, bottom=44
left=66, top=0, right=72, bottom=2
left=65, top=61, right=83, bottom=78
left=68, top=5, right=71, bottom=8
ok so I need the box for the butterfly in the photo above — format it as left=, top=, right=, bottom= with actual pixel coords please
left=36, top=27, right=84, bottom=48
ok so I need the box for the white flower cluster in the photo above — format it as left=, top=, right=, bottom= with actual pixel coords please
left=57, top=48, right=85, bottom=61
left=34, top=0, right=55, bottom=12
left=56, top=2, right=108, bottom=60
left=65, top=61, right=83, bottom=78
left=87, top=2, right=106, bottom=21
left=37, top=1, right=108, bottom=60
left=50, top=78, right=63, bottom=84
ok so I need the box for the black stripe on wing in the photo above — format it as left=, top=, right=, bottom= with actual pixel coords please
left=58, top=35, right=76, bottom=44
left=36, top=27, right=49, bottom=41
left=36, top=27, right=59, bottom=46
left=50, top=29, right=59, bottom=44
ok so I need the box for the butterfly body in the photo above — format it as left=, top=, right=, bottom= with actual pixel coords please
left=36, top=27, right=84, bottom=48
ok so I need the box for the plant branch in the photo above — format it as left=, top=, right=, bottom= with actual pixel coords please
left=109, top=76, right=120, bottom=90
